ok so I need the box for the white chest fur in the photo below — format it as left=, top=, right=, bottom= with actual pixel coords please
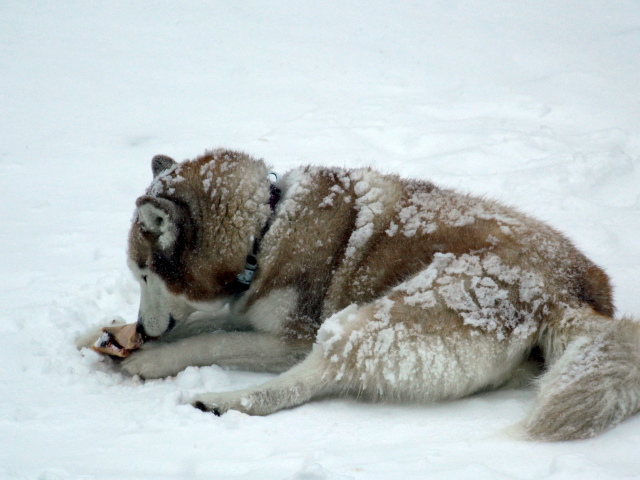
left=242, top=288, right=298, bottom=335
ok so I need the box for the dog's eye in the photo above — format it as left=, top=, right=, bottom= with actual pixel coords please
left=141, top=275, right=148, bottom=283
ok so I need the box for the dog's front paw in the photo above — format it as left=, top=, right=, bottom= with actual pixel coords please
left=121, top=342, right=189, bottom=379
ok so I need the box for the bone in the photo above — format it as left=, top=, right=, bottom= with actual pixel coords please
left=91, top=323, right=143, bottom=357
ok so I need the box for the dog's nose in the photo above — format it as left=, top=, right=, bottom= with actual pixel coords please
left=136, top=321, right=151, bottom=341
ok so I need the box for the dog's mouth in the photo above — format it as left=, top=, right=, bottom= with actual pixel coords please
left=136, top=315, right=177, bottom=342
left=135, top=322, right=156, bottom=343
left=138, top=331, right=157, bottom=343
left=167, top=315, right=177, bottom=333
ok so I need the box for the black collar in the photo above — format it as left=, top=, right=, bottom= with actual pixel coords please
left=233, top=180, right=281, bottom=293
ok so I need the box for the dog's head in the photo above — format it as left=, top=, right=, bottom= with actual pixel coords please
left=127, top=149, right=271, bottom=338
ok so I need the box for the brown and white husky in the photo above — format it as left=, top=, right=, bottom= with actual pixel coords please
left=81, top=148, right=640, bottom=441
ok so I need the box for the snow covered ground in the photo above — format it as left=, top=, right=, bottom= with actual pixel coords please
left=1, top=1, right=640, bottom=478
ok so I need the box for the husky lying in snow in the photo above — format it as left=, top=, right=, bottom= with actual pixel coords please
left=80, top=149, right=640, bottom=441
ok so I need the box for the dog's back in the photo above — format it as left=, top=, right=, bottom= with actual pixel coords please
left=243, top=165, right=613, bottom=341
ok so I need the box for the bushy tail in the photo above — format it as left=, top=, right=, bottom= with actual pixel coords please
left=524, top=316, right=640, bottom=441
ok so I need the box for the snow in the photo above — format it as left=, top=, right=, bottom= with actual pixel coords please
left=1, top=1, right=640, bottom=478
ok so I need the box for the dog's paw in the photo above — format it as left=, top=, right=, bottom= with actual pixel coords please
left=121, top=342, right=189, bottom=379
left=192, top=399, right=223, bottom=416
left=191, top=392, right=252, bottom=416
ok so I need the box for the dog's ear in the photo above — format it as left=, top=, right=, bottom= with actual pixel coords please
left=151, top=154, right=176, bottom=178
left=135, top=196, right=182, bottom=251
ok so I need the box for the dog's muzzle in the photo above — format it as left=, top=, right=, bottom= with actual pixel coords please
left=136, top=315, right=177, bottom=341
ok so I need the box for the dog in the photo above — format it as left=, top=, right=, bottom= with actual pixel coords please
left=81, top=148, right=640, bottom=441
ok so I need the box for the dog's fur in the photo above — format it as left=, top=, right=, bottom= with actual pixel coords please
left=83, top=149, right=640, bottom=441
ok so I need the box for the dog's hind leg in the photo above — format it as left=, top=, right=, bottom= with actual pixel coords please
left=191, top=299, right=532, bottom=416
left=191, top=344, right=333, bottom=416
